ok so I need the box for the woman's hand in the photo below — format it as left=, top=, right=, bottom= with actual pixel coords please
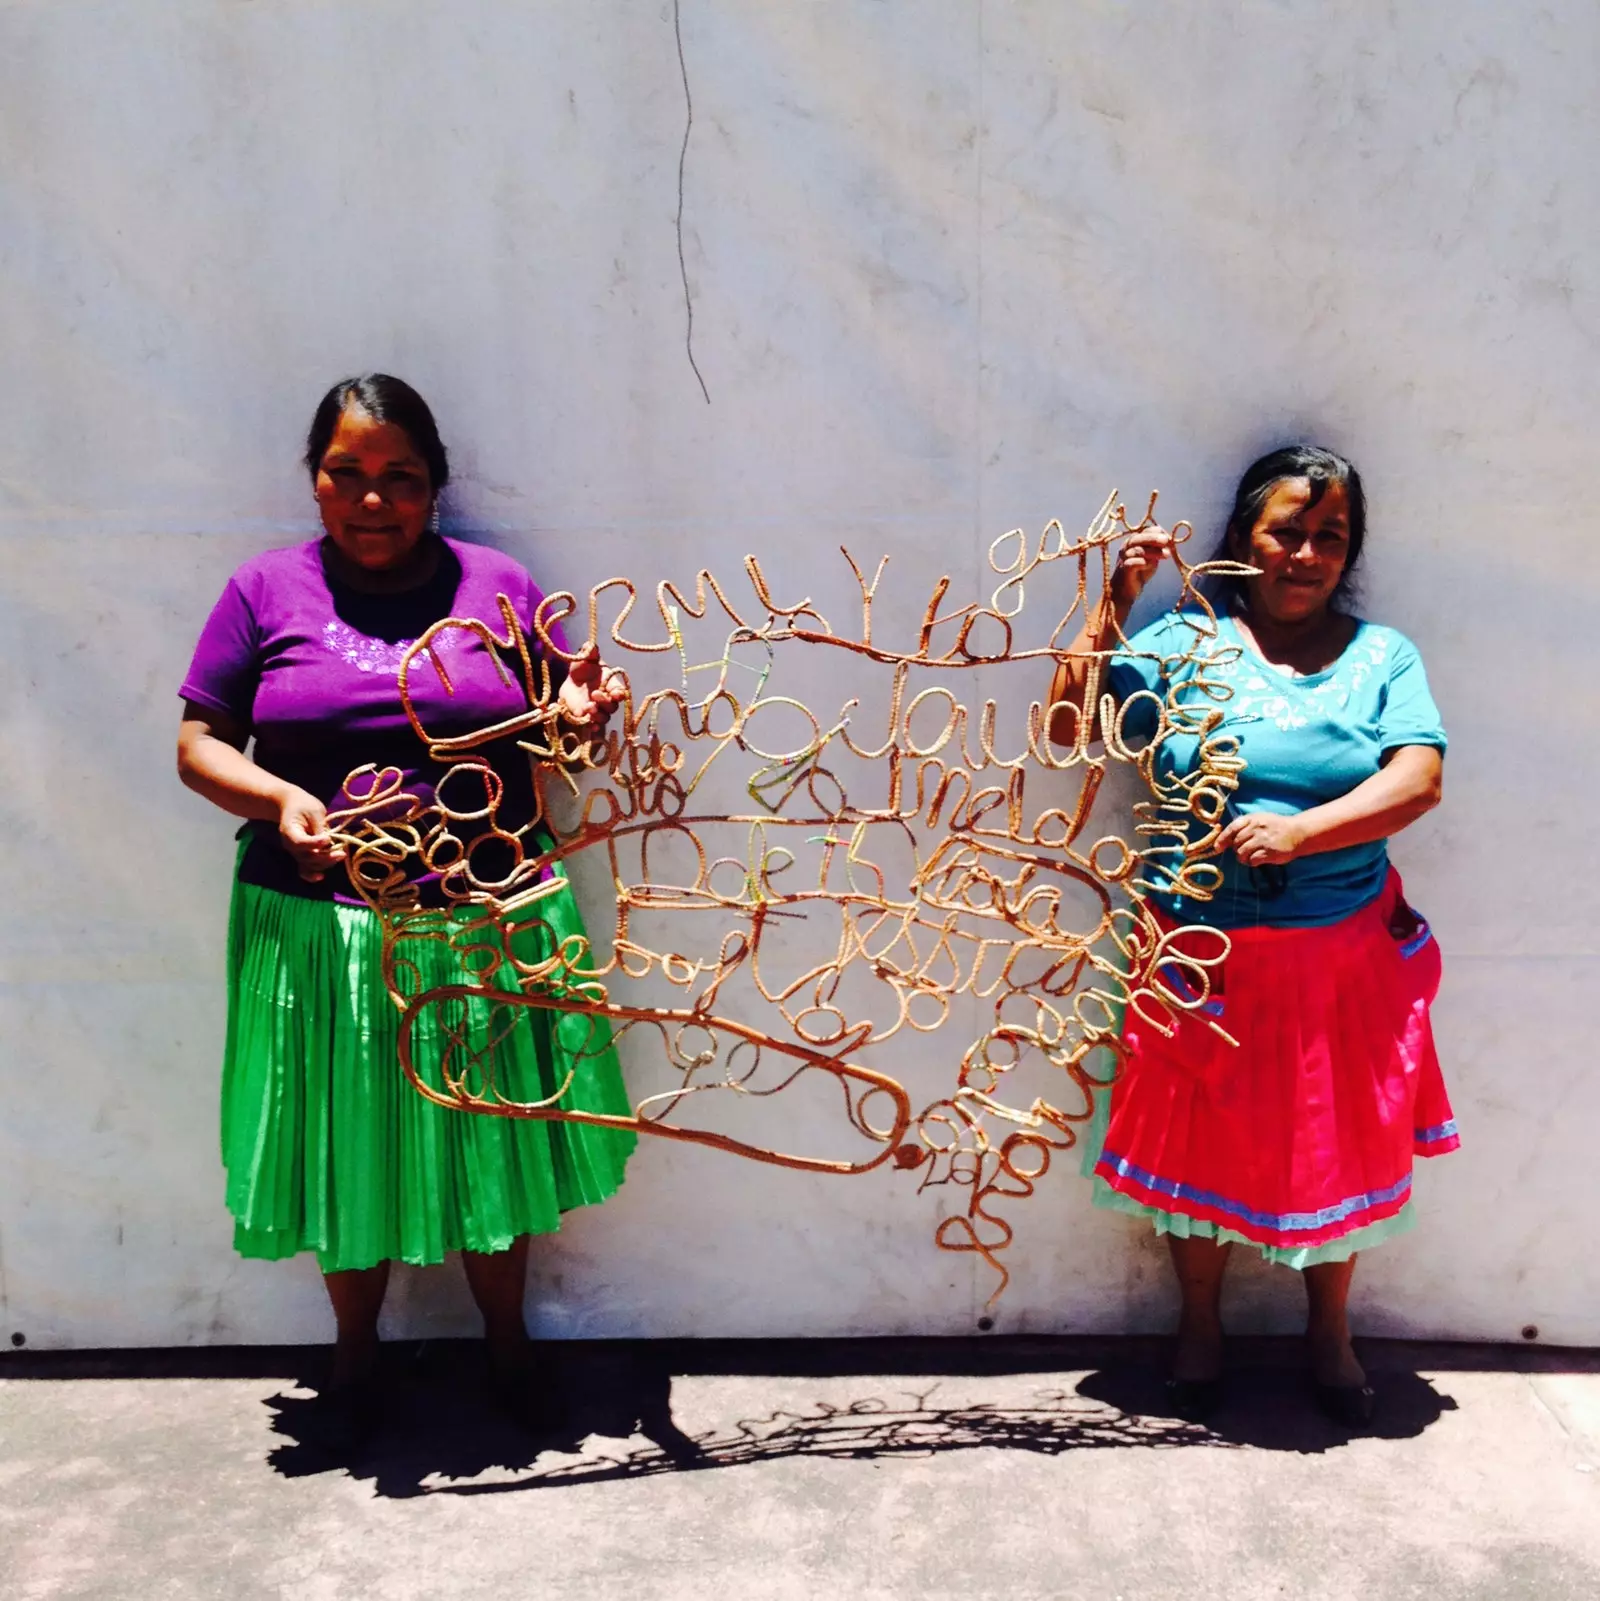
left=558, top=644, right=626, bottom=733
left=279, top=787, right=347, bottom=883
left=1109, top=525, right=1177, bottom=608
left=1216, top=810, right=1307, bottom=867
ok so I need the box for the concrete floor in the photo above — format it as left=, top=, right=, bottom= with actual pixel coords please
left=2, top=1338, right=1597, bottom=1601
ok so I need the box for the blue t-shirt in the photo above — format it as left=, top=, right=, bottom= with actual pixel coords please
left=1106, top=611, right=1447, bottom=929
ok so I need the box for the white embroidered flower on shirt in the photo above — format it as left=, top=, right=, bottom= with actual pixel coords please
left=321, top=620, right=449, bottom=675
left=1207, top=623, right=1391, bottom=721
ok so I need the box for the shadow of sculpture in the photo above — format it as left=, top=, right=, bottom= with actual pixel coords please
left=258, top=1336, right=1459, bottom=1496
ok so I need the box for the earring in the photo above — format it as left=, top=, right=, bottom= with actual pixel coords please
left=430, top=503, right=441, bottom=537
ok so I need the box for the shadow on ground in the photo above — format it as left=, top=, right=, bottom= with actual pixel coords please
left=19, top=1335, right=1576, bottom=1498
left=242, top=1335, right=1469, bottom=1496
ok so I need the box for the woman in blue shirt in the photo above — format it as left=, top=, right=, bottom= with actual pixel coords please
left=1047, top=446, right=1457, bottom=1427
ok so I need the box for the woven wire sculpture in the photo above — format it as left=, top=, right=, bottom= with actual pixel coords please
left=326, top=492, right=1254, bottom=1303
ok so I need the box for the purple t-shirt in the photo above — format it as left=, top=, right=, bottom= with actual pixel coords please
left=181, top=536, right=566, bottom=903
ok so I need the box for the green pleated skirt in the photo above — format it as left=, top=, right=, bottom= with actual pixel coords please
left=221, top=862, right=636, bottom=1273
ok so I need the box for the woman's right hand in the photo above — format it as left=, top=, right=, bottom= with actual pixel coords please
left=279, top=787, right=346, bottom=883
left=1109, top=526, right=1176, bottom=609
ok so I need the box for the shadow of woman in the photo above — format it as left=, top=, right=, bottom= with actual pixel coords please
left=1073, top=1354, right=1457, bottom=1453
left=264, top=1341, right=705, bottom=1497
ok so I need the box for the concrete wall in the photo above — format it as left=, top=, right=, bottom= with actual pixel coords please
left=3, top=1, right=1595, bottom=1348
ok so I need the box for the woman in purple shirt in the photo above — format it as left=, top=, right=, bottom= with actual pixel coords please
left=178, top=374, right=635, bottom=1445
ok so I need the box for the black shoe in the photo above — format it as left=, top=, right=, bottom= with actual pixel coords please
left=1313, top=1381, right=1376, bottom=1430
left=1164, top=1375, right=1223, bottom=1423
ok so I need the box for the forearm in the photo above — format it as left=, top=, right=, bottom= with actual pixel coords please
left=1045, top=593, right=1126, bottom=746
left=177, top=728, right=291, bottom=823
left=1293, top=747, right=1443, bottom=857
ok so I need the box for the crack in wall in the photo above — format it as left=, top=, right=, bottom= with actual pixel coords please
left=674, top=0, right=712, bottom=405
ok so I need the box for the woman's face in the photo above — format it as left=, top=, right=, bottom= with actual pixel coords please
left=314, top=405, right=434, bottom=571
left=1233, top=476, right=1351, bottom=623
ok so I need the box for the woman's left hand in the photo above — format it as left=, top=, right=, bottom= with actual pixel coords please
left=1216, top=811, right=1307, bottom=867
left=558, top=643, right=626, bottom=732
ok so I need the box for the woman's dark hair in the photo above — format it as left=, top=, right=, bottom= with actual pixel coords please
left=1206, top=444, right=1365, bottom=610
left=303, top=373, right=450, bottom=491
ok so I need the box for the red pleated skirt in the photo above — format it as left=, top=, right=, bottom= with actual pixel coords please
left=1093, top=869, right=1458, bottom=1259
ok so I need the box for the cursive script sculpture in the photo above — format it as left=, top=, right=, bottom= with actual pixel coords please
left=325, top=492, right=1253, bottom=1303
